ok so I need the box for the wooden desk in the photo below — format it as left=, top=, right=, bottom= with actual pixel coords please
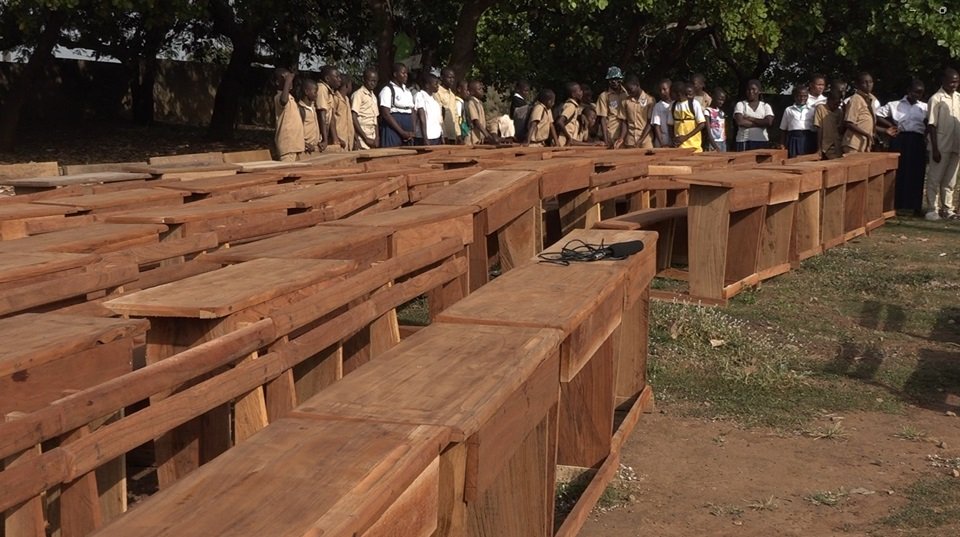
left=789, top=160, right=849, bottom=250
left=842, top=159, right=870, bottom=240
left=105, top=199, right=294, bottom=243
left=594, top=206, right=687, bottom=273
left=263, top=177, right=407, bottom=219
left=294, top=323, right=563, bottom=537
left=104, top=257, right=357, bottom=488
left=87, top=418, right=446, bottom=537
left=0, top=172, right=153, bottom=195
left=0, top=223, right=167, bottom=254
left=157, top=171, right=300, bottom=200
left=760, top=165, right=827, bottom=264
left=419, top=169, right=541, bottom=290
left=0, top=251, right=98, bottom=291
left=0, top=202, right=88, bottom=239
left=125, top=162, right=241, bottom=181
left=33, top=187, right=189, bottom=215
left=204, top=224, right=391, bottom=267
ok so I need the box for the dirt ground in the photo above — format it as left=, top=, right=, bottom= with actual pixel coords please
left=582, top=216, right=960, bottom=537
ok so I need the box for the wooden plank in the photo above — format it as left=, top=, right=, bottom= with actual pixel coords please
left=557, top=336, right=615, bottom=468
left=0, top=223, right=167, bottom=254
left=758, top=202, right=795, bottom=277
left=3, top=413, right=45, bottom=537
left=0, top=161, right=59, bottom=180
left=725, top=206, right=764, bottom=284
left=104, top=258, right=357, bottom=318
left=203, top=225, right=391, bottom=267
left=33, top=188, right=188, bottom=213
left=222, top=149, right=272, bottom=164
left=58, top=426, right=103, bottom=537
left=361, top=458, right=439, bottom=537
left=687, top=185, right=731, bottom=300
left=59, top=162, right=146, bottom=175
left=1, top=173, right=153, bottom=189
left=0, top=252, right=99, bottom=285
left=148, top=152, right=224, bottom=167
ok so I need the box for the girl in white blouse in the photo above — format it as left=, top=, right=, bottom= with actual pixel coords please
left=733, top=79, right=774, bottom=151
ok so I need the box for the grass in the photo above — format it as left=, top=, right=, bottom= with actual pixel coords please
left=880, top=476, right=960, bottom=532
left=893, top=425, right=928, bottom=442
left=707, top=503, right=744, bottom=517
left=806, top=488, right=848, bottom=507
left=647, top=220, right=960, bottom=430
left=801, top=422, right=849, bottom=441
left=745, top=496, right=779, bottom=512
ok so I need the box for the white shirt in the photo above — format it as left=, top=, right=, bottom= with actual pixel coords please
left=780, top=103, right=814, bottom=132
left=651, top=100, right=672, bottom=140
left=805, top=95, right=826, bottom=129
left=378, top=81, right=415, bottom=114
left=734, top=100, right=774, bottom=142
left=877, top=97, right=927, bottom=135
left=414, top=90, right=443, bottom=140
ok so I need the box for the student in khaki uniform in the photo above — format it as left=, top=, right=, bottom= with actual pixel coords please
left=818, top=89, right=844, bottom=160
left=351, top=68, right=379, bottom=149
left=435, top=67, right=462, bottom=144
left=692, top=73, right=712, bottom=110
left=925, top=68, right=960, bottom=220
left=465, top=80, right=499, bottom=145
left=316, top=65, right=342, bottom=151
left=334, top=78, right=356, bottom=151
left=297, top=79, right=321, bottom=156
left=842, top=72, right=877, bottom=154
left=619, top=76, right=655, bottom=149
left=525, top=89, right=557, bottom=147
left=555, top=82, right=583, bottom=146
left=596, top=66, right=628, bottom=148
left=273, top=68, right=305, bottom=161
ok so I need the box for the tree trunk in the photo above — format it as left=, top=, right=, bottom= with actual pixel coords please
left=131, top=55, right=159, bottom=125
left=367, top=0, right=395, bottom=86
left=208, top=34, right=256, bottom=140
left=0, top=11, right=64, bottom=151
left=447, top=0, right=497, bottom=78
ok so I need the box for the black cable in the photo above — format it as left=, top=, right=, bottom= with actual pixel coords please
left=537, top=239, right=642, bottom=266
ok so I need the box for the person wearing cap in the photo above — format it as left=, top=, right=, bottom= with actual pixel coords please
left=596, top=66, right=628, bottom=148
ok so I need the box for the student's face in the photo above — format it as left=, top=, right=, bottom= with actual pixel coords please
left=746, top=83, right=760, bottom=101
left=693, top=78, right=705, bottom=91
left=363, top=72, right=378, bottom=90
left=571, top=85, right=582, bottom=101
left=545, top=96, right=555, bottom=108
left=795, top=89, right=808, bottom=105
left=471, top=83, right=485, bottom=98
left=441, top=70, right=456, bottom=88
left=714, top=93, right=726, bottom=107
left=458, top=82, right=469, bottom=98
left=827, top=98, right=840, bottom=111
left=331, top=70, right=342, bottom=90
left=584, top=111, right=597, bottom=127
left=659, top=83, right=671, bottom=101
left=340, top=81, right=352, bottom=95
left=609, top=79, right=623, bottom=92
left=857, top=75, right=873, bottom=94
left=304, top=84, right=318, bottom=102
left=394, top=67, right=408, bottom=85
left=809, top=78, right=826, bottom=96
left=427, top=78, right=439, bottom=93
left=943, top=74, right=959, bottom=94
left=627, top=84, right=640, bottom=97
left=907, top=86, right=924, bottom=103
left=684, top=86, right=695, bottom=100
left=518, top=84, right=530, bottom=99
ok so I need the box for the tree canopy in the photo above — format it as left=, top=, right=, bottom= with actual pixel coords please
left=1, top=0, right=958, bottom=147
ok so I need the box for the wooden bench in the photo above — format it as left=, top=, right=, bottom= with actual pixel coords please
left=294, top=322, right=564, bottom=537
left=843, top=152, right=900, bottom=229
left=594, top=206, right=687, bottom=273
left=758, top=164, right=829, bottom=264
left=0, top=202, right=90, bottom=239
left=0, top=223, right=168, bottom=254
left=32, top=187, right=189, bottom=216
left=0, top=172, right=155, bottom=195
left=221, top=149, right=272, bottom=164
left=156, top=170, right=301, bottom=201
left=418, top=169, right=541, bottom=290
left=125, top=162, right=240, bottom=181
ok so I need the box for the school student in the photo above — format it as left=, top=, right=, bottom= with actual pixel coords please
left=804, top=74, right=827, bottom=151
left=456, top=80, right=469, bottom=143
left=316, top=65, right=342, bottom=151
left=842, top=72, right=877, bottom=154
left=705, top=88, right=727, bottom=152
left=579, top=106, right=600, bottom=143
left=510, top=80, right=531, bottom=141
left=620, top=76, right=655, bottom=149
left=692, top=73, right=712, bottom=109
left=556, top=82, right=583, bottom=146
left=297, top=79, right=321, bottom=155
left=334, top=78, right=355, bottom=151
left=414, top=74, right=444, bottom=145
left=273, top=68, right=305, bottom=161
left=378, top=63, right=416, bottom=147
left=733, top=79, right=774, bottom=151
left=651, top=79, right=673, bottom=148
left=667, top=81, right=707, bottom=152
left=924, top=68, right=960, bottom=220
left=351, top=68, right=380, bottom=149
left=436, top=67, right=462, bottom=144
left=818, top=89, right=844, bottom=160
left=877, top=80, right=927, bottom=215
left=465, top=80, right=499, bottom=145
left=780, top=85, right=814, bottom=157
left=596, top=66, right=628, bottom=148
left=525, top=89, right=557, bottom=147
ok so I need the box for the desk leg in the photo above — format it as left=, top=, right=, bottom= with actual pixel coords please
left=497, top=207, right=537, bottom=274
left=468, top=216, right=490, bottom=292
left=615, top=289, right=649, bottom=406
left=688, top=186, right=731, bottom=301
left=557, top=337, right=615, bottom=468
left=4, top=413, right=45, bottom=537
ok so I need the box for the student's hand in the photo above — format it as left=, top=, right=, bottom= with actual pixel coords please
left=305, top=143, right=316, bottom=153
left=401, top=130, right=415, bottom=141
left=282, top=71, right=295, bottom=83
left=332, top=136, right=344, bottom=148
left=613, top=138, right=624, bottom=149
left=672, top=136, right=684, bottom=147
left=318, top=139, right=327, bottom=151
left=885, top=126, right=898, bottom=138
left=932, top=147, right=942, bottom=163
left=370, top=139, right=379, bottom=148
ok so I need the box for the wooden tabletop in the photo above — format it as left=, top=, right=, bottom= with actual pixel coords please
left=157, top=172, right=298, bottom=195
left=293, top=323, right=562, bottom=441
left=0, top=251, right=99, bottom=284
left=203, top=225, right=392, bottom=264
left=0, top=313, right=148, bottom=375
left=262, top=180, right=382, bottom=209
left=88, top=417, right=447, bottom=537
left=0, top=172, right=153, bottom=188
left=0, top=223, right=167, bottom=254
left=417, top=169, right=538, bottom=209
left=234, top=160, right=312, bottom=173
left=124, top=162, right=241, bottom=175
left=0, top=202, right=83, bottom=220
left=104, top=199, right=295, bottom=224
left=331, top=204, right=476, bottom=230
left=33, top=188, right=189, bottom=211
left=104, top=257, right=357, bottom=318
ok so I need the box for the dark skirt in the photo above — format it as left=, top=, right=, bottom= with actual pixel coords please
left=891, top=132, right=926, bottom=212
left=736, top=140, right=770, bottom=152
left=380, top=112, right=414, bottom=147
left=785, top=130, right=811, bottom=158
left=415, top=137, right=443, bottom=146
left=804, top=130, right=818, bottom=154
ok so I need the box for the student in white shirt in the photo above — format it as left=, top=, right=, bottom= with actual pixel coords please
left=780, top=85, right=814, bottom=157
left=804, top=74, right=827, bottom=149
left=733, top=79, right=774, bottom=151
left=414, top=74, right=443, bottom=145
left=877, top=79, right=928, bottom=215
left=651, top=79, right=673, bottom=147
left=924, top=68, right=960, bottom=220
left=378, top=62, right=416, bottom=147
